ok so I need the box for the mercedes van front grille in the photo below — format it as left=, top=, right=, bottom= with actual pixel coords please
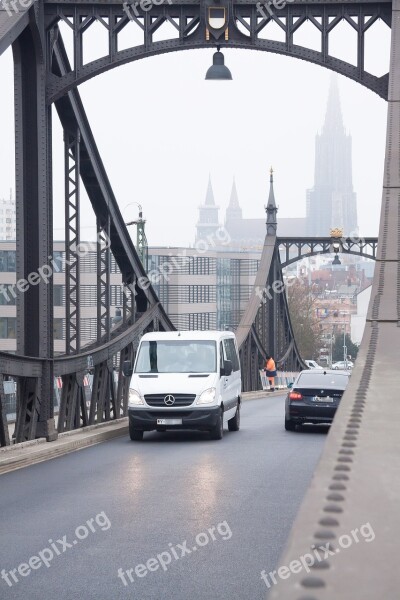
left=144, top=394, right=196, bottom=407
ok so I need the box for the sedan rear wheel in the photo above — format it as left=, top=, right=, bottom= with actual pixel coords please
left=285, top=418, right=296, bottom=432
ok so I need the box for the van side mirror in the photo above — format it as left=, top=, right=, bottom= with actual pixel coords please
left=221, top=360, right=233, bottom=377
left=122, top=360, right=133, bottom=377
left=287, top=382, right=293, bottom=389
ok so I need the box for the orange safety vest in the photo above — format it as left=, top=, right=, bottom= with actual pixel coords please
left=265, top=358, right=276, bottom=372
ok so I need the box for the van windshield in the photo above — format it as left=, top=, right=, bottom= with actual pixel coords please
left=134, top=340, right=217, bottom=373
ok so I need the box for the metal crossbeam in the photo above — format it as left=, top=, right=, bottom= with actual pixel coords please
left=45, top=0, right=391, bottom=103
left=278, top=236, right=378, bottom=267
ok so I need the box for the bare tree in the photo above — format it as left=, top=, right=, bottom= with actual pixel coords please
left=287, top=279, right=322, bottom=360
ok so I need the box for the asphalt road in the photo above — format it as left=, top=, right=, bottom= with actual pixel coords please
left=0, top=395, right=328, bottom=600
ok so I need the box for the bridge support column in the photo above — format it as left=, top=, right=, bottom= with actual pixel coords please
left=13, top=19, right=57, bottom=442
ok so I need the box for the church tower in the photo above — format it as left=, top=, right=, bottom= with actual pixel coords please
left=225, top=178, right=242, bottom=223
left=195, top=176, right=220, bottom=243
left=306, top=76, right=358, bottom=236
left=266, top=168, right=278, bottom=236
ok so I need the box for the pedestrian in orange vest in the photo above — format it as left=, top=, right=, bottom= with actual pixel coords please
left=264, top=356, right=277, bottom=391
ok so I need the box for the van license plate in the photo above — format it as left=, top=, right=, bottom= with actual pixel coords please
left=157, top=418, right=182, bottom=425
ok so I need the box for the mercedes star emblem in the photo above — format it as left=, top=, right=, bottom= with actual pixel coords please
left=164, top=394, right=175, bottom=406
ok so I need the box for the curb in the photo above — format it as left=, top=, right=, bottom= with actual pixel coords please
left=242, top=389, right=287, bottom=401
left=0, top=419, right=128, bottom=476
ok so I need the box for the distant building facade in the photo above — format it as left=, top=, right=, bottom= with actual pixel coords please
left=0, top=193, right=16, bottom=241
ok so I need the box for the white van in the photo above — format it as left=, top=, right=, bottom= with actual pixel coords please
left=304, top=360, right=323, bottom=370
left=124, top=330, right=241, bottom=441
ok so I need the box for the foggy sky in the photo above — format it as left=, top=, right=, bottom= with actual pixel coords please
left=0, top=18, right=391, bottom=246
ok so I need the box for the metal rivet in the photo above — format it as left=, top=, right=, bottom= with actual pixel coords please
left=310, top=560, right=330, bottom=569
left=323, top=504, right=343, bottom=513
left=319, top=517, right=340, bottom=526
left=327, top=493, right=345, bottom=501
left=301, top=577, right=326, bottom=588
left=314, top=530, right=336, bottom=539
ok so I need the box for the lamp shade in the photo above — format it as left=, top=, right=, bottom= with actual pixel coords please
left=205, top=50, right=232, bottom=80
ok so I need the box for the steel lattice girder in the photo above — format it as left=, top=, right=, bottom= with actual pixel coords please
left=43, top=0, right=392, bottom=103
left=279, top=236, right=378, bottom=267
left=237, top=238, right=304, bottom=391
left=58, top=371, right=88, bottom=432
left=64, top=128, right=81, bottom=354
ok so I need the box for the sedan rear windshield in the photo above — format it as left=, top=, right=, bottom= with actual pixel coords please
left=296, top=372, right=349, bottom=389
left=135, top=340, right=217, bottom=373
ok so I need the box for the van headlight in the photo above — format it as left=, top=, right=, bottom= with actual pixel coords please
left=128, top=389, right=144, bottom=406
left=196, top=388, right=217, bottom=405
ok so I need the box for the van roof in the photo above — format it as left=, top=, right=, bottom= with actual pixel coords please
left=139, top=330, right=236, bottom=342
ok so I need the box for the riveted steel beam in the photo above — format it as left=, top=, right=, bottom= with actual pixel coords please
left=0, top=376, right=10, bottom=447
left=236, top=235, right=304, bottom=391
left=64, top=127, right=81, bottom=354
left=278, top=236, right=378, bottom=268
left=13, top=14, right=57, bottom=442
left=58, top=371, right=88, bottom=432
left=45, top=1, right=391, bottom=103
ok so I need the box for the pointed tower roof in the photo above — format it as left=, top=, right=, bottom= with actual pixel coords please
left=228, top=177, right=240, bottom=209
left=266, top=167, right=278, bottom=235
left=225, top=177, right=242, bottom=224
left=267, top=167, right=276, bottom=207
left=205, top=175, right=216, bottom=206
left=323, top=74, right=345, bottom=135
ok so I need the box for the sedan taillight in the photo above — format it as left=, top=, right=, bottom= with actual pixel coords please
left=289, top=391, right=303, bottom=401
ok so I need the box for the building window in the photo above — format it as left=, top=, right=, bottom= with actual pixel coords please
left=52, top=251, right=64, bottom=272
left=189, top=257, right=210, bottom=275
left=0, top=250, right=16, bottom=272
left=54, top=285, right=64, bottom=307
left=53, top=318, right=64, bottom=340
left=188, top=313, right=211, bottom=330
left=0, top=287, right=16, bottom=305
left=0, top=317, right=16, bottom=338
left=189, top=285, right=211, bottom=303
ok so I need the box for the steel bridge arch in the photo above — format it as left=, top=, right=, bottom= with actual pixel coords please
left=278, top=237, right=378, bottom=267
left=45, top=0, right=392, bottom=103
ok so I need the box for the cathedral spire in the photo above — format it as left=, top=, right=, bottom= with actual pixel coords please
left=266, top=167, right=278, bottom=236
left=225, top=177, right=242, bottom=222
left=195, top=175, right=220, bottom=243
left=205, top=174, right=215, bottom=206
left=323, top=74, right=345, bottom=134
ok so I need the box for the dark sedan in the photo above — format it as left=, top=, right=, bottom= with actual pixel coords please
left=285, top=369, right=350, bottom=431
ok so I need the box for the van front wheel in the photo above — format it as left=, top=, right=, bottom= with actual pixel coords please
left=210, top=409, right=224, bottom=440
left=129, top=422, right=144, bottom=441
left=228, top=403, right=240, bottom=431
